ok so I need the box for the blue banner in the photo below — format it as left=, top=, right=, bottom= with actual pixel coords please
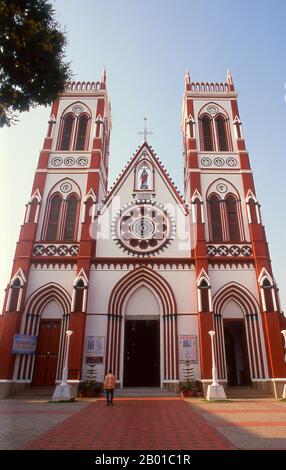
left=12, top=334, right=37, bottom=355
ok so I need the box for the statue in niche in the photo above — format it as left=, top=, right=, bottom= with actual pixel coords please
left=140, top=168, right=149, bottom=189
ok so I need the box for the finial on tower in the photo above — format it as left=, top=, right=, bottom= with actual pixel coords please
left=185, top=69, right=191, bottom=85
left=101, top=67, right=107, bottom=83
left=226, top=69, right=233, bottom=86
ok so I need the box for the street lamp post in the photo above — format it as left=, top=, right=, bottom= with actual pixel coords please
left=61, top=330, right=73, bottom=386
left=206, top=330, right=227, bottom=401
left=281, top=330, right=286, bottom=399
left=209, top=330, right=219, bottom=386
left=52, top=330, right=75, bottom=402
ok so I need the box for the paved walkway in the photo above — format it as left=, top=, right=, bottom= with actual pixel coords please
left=185, top=398, right=286, bottom=450
left=0, top=398, right=90, bottom=450
left=1, top=397, right=285, bottom=450
left=24, top=398, right=231, bottom=450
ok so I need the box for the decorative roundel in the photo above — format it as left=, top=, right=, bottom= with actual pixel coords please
left=69, top=245, right=79, bottom=256
left=64, top=157, right=75, bottom=166
left=60, top=182, right=72, bottom=193
left=76, top=156, right=88, bottom=166
left=229, top=245, right=240, bottom=257
left=207, top=245, right=217, bottom=256
left=207, top=105, right=218, bottom=115
left=241, top=245, right=253, bottom=256
left=112, top=202, right=175, bottom=255
left=216, top=183, right=228, bottom=193
left=57, top=245, right=69, bottom=256
left=217, top=245, right=229, bottom=256
left=226, top=157, right=237, bottom=167
left=51, top=157, right=63, bottom=166
left=214, top=157, right=225, bottom=167
left=201, top=157, right=212, bottom=167
left=72, top=105, right=84, bottom=115
left=45, top=245, right=57, bottom=256
left=33, top=244, right=45, bottom=256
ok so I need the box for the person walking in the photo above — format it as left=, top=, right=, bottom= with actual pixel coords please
left=104, top=369, right=116, bottom=406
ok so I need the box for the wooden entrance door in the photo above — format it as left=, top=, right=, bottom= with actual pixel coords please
left=32, top=320, right=61, bottom=385
left=224, top=320, right=251, bottom=386
left=124, top=319, right=160, bottom=387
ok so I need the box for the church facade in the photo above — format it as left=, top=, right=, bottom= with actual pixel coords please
left=0, top=70, right=285, bottom=398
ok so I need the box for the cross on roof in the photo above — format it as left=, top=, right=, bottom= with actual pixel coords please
left=138, top=117, right=153, bottom=142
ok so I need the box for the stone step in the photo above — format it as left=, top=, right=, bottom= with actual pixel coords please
left=226, top=387, right=273, bottom=398
left=9, top=386, right=54, bottom=398
left=104, top=387, right=178, bottom=398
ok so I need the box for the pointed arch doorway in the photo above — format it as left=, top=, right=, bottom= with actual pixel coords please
left=213, top=283, right=268, bottom=384
left=123, top=317, right=160, bottom=387
left=123, top=285, right=161, bottom=387
left=14, top=283, right=71, bottom=385
left=106, top=267, right=178, bottom=388
left=32, top=318, right=61, bottom=386
left=223, top=319, right=251, bottom=386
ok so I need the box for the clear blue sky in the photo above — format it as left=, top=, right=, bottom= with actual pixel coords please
left=1, top=0, right=286, bottom=310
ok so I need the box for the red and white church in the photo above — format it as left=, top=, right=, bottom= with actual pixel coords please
left=0, top=70, right=285, bottom=398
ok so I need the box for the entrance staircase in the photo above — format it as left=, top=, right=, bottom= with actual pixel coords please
left=109, top=387, right=178, bottom=398
left=226, top=386, right=273, bottom=399
left=9, top=386, right=54, bottom=400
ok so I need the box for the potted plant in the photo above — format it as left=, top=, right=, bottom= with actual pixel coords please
left=78, top=364, right=102, bottom=398
left=179, top=359, right=196, bottom=397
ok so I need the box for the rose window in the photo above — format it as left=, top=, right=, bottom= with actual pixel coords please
left=112, top=202, right=175, bottom=255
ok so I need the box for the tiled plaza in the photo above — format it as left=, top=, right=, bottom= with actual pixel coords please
left=1, top=396, right=285, bottom=450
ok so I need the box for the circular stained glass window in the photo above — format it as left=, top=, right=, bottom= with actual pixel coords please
left=112, top=202, right=175, bottom=255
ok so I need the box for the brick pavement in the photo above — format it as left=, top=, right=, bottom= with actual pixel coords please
left=24, top=398, right=232, bottom=450
left=185, top=398, right=286, bottom=450
left=2, top=397, right=286, bottom=450
left=0, top=398, right=89, bottom=450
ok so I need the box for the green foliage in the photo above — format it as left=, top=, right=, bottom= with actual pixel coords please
left=78, top=364, right=102, bottom=397
left=180, top=359, right=195, bottom=392
left=85, top=363, right=97, bottom=388
left=0, top=0, right=71, bottom=126
left=183, top=358, right=195, bottom=383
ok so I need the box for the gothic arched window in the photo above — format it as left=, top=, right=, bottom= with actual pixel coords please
left=262, top=278, right=274, bottom=312
left=63, top=195, right=78, bottom=241
left=46, top=194, right=62, bottom=241
left=201, top=115, right=214, bottom=151
left=74, top=279, right=85, bottom=312
left=216, top=115, right=229, bottom=151
left=59, top=114, right=74, bottom=150
left=208, top=195, right=223, bottom=242
left=8, top=278, right=21, bottom=312
left=225, top=195, right=240, bottom=241
left=75, top=115, right=88, bottom=150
